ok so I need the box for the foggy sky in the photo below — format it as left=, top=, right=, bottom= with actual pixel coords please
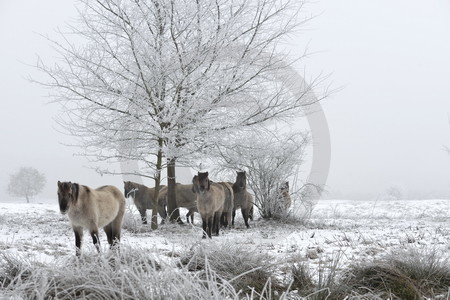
left=1, top=0, right=449, bottom=201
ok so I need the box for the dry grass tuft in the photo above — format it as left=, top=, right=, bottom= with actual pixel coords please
left=388, top=247, right=450, bottom=298
left=339, top=247, right=449, bottom=299
left=291, top=262, right=315, bottom=294
left=0, top=253, right=36, bottom=289
left=180, top=242, right=285, bottom=296
left=343, top=263, right=421, bottom=300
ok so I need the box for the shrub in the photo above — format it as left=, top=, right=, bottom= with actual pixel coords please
left=121, top=202, right=145, bottom=233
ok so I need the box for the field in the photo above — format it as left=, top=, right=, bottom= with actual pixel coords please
left=0, top=198, right=449, bottom=299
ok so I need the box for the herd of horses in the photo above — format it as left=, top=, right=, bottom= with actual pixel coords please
left=57, top=171, right=290, bottom=256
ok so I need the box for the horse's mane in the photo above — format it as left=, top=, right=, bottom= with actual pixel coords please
left=72, top=183, right=80, bottom=203
left=128, top=182, right=148, bottom=190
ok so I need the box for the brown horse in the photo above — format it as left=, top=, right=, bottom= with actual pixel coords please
left=192, top=172, right=225, bottom=238
left=57, top=181, right=125, bottom=256
left=231, top=171, right=253, bottom=228
left=158, top=183, right=198, bottom=223
left=123, top=181, right=167, bottom=224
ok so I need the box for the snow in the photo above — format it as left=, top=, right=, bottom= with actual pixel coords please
left=0, top=198, right=448, bottom=270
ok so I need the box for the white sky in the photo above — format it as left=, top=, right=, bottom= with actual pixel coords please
left=1, top=0, right=449, bottom=200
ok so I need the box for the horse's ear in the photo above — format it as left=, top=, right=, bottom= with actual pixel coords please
left=57, top=181, right=61, bottom=187
left=205, top=171, right=209, bottom=177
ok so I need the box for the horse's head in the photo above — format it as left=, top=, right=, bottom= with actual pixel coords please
left=123, top=181, right=137, bottom=198
left=280, top=182, right=289, bottom=193
left=233, top=171, right=247, bottom=192
left=191, top=175, right=199, bottom=193
left=198, top=172, right=211, bottom=192
left=57, top=181, right=77, bottom=214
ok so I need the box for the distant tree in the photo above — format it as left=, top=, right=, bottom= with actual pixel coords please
left=384, top=185, right=404, bottom=200
left=7, top=167, right=46, bottom=203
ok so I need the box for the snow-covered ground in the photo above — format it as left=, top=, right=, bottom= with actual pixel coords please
left=0, top=198, right=449, bottom=271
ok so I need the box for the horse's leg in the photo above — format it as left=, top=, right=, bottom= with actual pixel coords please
left=140, top=208, right=148, bottom=224
left=232, top=208, right=236, bottom=227
left=110, top=213, right=123, bottom=250
left=212, top=213, right=218, bottom=235
left=249, top=205, right=254, bottom=221
left=158, top=204, right=167, bottom=225
left=73, top=226, right=83, bottom=257
left=190, top=211, right=194, bottom=224
left=90, top=227, right=101, bottom=253
left=201, top=216, right=207, bottom=239
left=242, top=208, right=250, bottom=228
left=186, top=211, right=191, bottom=224
left=213, top=212, right=220, bottom=235
left=207, top=215, right=214, bottom=238
left=219, top=212, right=224, bottom=228
left=226, top=211, right=232, bottom=228
left=104, top=224, right=113, bottom=246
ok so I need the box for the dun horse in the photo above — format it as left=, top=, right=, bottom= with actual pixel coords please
left=158, top=183, right=198, bottom=223
left=192, top=172, right=225, bottom=238
left=278, top=181, right=292, bottom=210
left=124, top=181, right=167, bottom=224
left=231, top=171, right=254, bottom=228
left=57, top=181, right=125, bottom=256
left=218, top=182, right=234, bottom=228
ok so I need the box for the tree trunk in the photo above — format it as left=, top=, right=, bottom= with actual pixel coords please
left=151, top=146, right=164, bottom=230
left=25, top=194, right=30, bottom=203
left=167, top=158, right=182, bottom=224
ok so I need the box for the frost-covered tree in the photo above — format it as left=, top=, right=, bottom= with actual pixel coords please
left=36, top=0, right=326, bottom=225
left=211, top=128, right=310, bottom=220
left=7, top=167, right=46, bottom=203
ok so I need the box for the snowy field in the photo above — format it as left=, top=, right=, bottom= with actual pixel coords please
left=0, top=198, right=448, bottom=270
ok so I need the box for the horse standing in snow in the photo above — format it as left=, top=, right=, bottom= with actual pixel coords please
left=124, top=181, right=167, bottom=224
left=231, top=171, right=254, bottom=228
left=218, top=182, right=234, bottom=228
left=278, top=181, right=292, bottom=210
left=57, top=181, right=125, bottom=256
left=191, top=172, right=225, bottom=239
left=158, top=183, right=198, bottom=224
